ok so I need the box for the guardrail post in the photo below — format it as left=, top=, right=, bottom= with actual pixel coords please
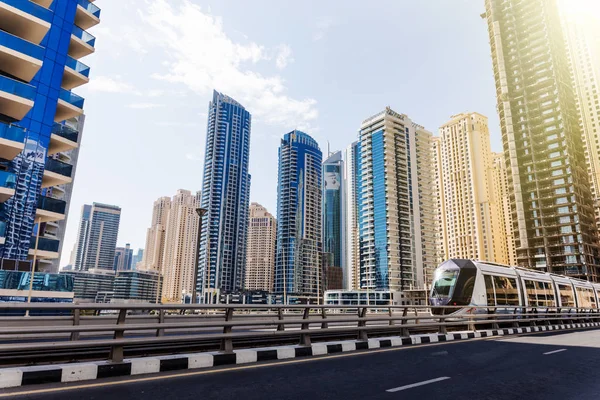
left=439, top=317, right=447, bottom=334
left=220, top=307, right=234, bottom=353
left=321, top=307, right=328, bottom=329
left=70, top=308, right=80, bottom=341
left=109, top=308, right=127, bottom=363
left=277, top=307, right=285, bottom=331
left=512, top=307, right=519, bottom=328
left=357, top=307, right=368, bottom=341
left=156, top=309, right=165, bottom=337
left=388, top=307, right=394, bottom=326
left=414, top=307, right=419, bottom=324
left=400, top=307, right=409, bottom=337
left=300, top=307, right=311, bottom=346
left=529, top=308, right=537, bottom=327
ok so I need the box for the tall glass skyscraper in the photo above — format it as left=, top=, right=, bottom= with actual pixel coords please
left=0, top=1, right=99, bottom=271
left=485, top=0, right=600, bottom=278
left=344, top=141, right=361, bottom=290
left=197, top=91, right=251, bottom=298
left=274, top=130, right=323, bottom=299
left=322, top=151, right=344, bottom=269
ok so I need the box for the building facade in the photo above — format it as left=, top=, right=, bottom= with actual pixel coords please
left=322, top=151, right=345, bottom=272
left=558, top=0, right=600, bottom=237
left=358, top=108, right=437, bottom=291
left=138, top=196, right=170, bottom=273
left=437, top=112, right=500, bottom=262
left=113, top=243, right=133, bottom=271
left=491, top=152, right=517, bottom=265
left=485, top=0, right=600, bottom=278
left=274, top=130, right=323, bottom=299
left=0, top=1, right=99, bottom=272
left=343, top=141, right=361, bottom=290
left=197, top=91, right=251, bottom=299
left=244, top=202, right=276, bottom=291
left=73, top=203, right=121, bottom=271
left=61, top=268, right=115, bottom=302
left=161, top=190, right=200, bottom=303
left=112, top=270, right=162, bottom=304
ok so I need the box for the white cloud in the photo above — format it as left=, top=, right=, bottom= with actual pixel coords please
left=138, top=0, right=318, bottom=130
left=275, top=44, right=294, bottom=70
left=127, top=103, right=164, bottom=109
left=313, top=17, right=335, bottom=41
left=87, top=76, right=135, bottom=93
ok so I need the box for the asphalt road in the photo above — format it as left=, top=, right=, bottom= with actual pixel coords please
left=6, top=329, right=600, bottom=400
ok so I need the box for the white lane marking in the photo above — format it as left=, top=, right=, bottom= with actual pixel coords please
left=543, top=349, right=567, bottom=355
left=386, top=376, right=451, bottom=392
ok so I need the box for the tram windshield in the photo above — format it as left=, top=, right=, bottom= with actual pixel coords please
left=431, top=269, right=459, bottom=299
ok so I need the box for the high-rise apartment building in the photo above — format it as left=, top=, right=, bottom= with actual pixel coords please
left=161, top=190, right=200, bottom=302
left=114, top=243, right=133, bottom=271
left=0, top=1, right=99, bottom=270
left=485, top=0, right=600, bottom=278
left=343, top=141, right=361, bottom=290
left=131, top=248, right=144, bottom=269
left=358, top=108, right=436, bottom=291
left=244, top=202, right=276, bottom=291
left=322, top=151, right=345, bottom=271
left=431, top=137, right=447, bottom=266
left=138, top=196, right=170, bottom=272
left=73, top=203, right=121, bottom=271
left=198, top=91, right=251, bottom=298
left=437, top=112, right=499, bottom=262
left=558, top=0, right=600, bottom=236
left=491, top=152, right=517, bottom=265
left=274, top=130, right=323, bottom=299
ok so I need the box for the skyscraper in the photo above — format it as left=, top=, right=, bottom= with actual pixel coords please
left=244, top=202, right=276, bottom=291
left=0, top=1, right=99, bottom=270
left=114, top=243, right=133, bottom=271
left=437, top=112, right=499, bottom=262
left=485, top=0, right=600, bottom=278
left=198, top=91, right=251, bottom=298
left=74, top=203, right=121, bottom=271
left=358, top=108, right=436, bottom=291
left=161, top=190, right=200, bottom=302
left=343, top=141, right=361, bottom=290
left=138, top=196, right=170, bottom=272
left=558, top=0, right=600, bottom=237
left=274, top=130, right=323, bottom=299
left=491, top=152, right=517, bottom=265
left=322, top=151, right=345, bottom=271
left=131, top=248, right=144, bottom=270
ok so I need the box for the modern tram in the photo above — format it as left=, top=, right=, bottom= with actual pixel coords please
left=429, top=259, right=600, bottom=315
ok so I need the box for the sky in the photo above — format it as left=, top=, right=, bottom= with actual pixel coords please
left=60, top=0, right=503, bottom=266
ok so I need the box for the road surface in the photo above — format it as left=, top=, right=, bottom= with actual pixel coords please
left=5, top=328, right=600, bottom=400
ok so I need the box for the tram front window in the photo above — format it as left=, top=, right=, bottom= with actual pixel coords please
left=432, top=269, right=459, bottom=300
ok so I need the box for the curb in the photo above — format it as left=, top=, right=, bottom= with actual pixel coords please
left=2, top=322, right=598, bottom=388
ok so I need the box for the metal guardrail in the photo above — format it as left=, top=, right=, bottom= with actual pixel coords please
left=1, top=303, right=599, bottom=365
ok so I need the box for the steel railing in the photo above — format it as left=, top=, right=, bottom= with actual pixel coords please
left=0, top=303, right=598, bottom=365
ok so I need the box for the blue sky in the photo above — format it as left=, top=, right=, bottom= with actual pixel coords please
left=60, top=0, right=502, bottom=265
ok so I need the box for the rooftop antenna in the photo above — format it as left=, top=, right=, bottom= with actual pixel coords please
left=327, top=141, right=331, bottom=157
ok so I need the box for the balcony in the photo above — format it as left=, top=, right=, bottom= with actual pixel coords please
left=42, top=158, right=72, bottom=188
left=0, top=29, right=43, bottom=82
left=0, top=74, right=35, bottom=120
left=29, top=0, right=53, bottom=7
left=48, top=123, right=78, bottom=155
left=28, top=236, right=59, bottom=259
left=75, top=0, right=101, bottom=30
left=0, top=0, right=51, bottom=44
left=69, top=26, right=95, bottom=59
left=0, top=121, right=26, bottom=160
left=55, top=89, right=84, bottom=122
left=62, top=56, right=90, bottom=90
left=36, top=195, right=66, bottom=223
left=0, top=170, right=16, bottom=202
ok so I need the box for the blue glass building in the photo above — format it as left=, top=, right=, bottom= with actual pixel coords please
left=197, top=91, right=251, bottom=299
left=274, top=130, right=323, bottom=299
left=322, top=151, right=344, bottom=269
left=0, top=1, right=99, bottom=276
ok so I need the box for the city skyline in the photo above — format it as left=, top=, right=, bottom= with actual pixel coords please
left=58, top=0, right=508, bottom=263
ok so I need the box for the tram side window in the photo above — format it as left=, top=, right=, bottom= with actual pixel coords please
left=493, top=276, right=520, bottom=306
left=524, top=280, right=537, bottom=306
left=558, top=284, right=575, bottom=307
left=575, top=287, right=596, bottom=309
left=484, top=275, right=495, bottom=306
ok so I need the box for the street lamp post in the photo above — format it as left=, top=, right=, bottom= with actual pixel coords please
left=192, top=207, right=207, bottom=304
